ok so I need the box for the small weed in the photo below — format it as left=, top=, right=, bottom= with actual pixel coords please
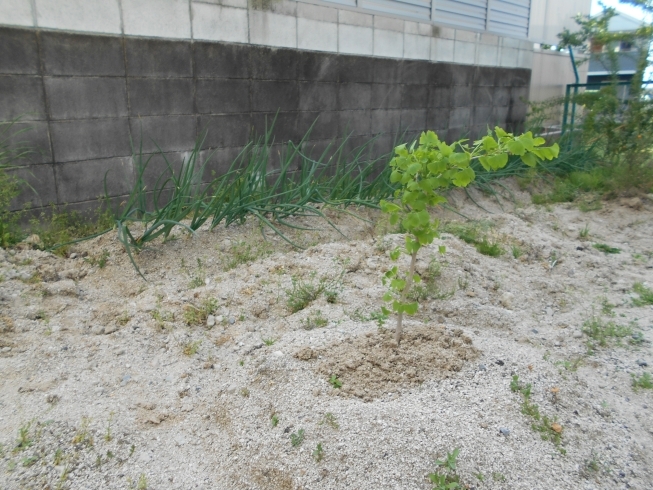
left=302, top=310, right=328, bottom=330
left=350, top=309, right=388, bottom=327
left=240, top=387, right=250, bottom=397
left=53, top=448, right=64, bottom=465
left=475, top=473, right=484, bottom=482
left=492, top=472, right=506, bottom=482
left=262, top=337, right=276, bottom=346
left=21, top=455, right=39, bottom=467
left=117, top=312, right=131, bottom=326
left=593, top=243, right=620, bottom=254
left=239, top=359, right=244, bottom=366
left=631, top=372, right=653, bottom=390
left=187, top=257, right=207, bottom=289
left=312, top=442, right=324, bottom=462
left=183, top=297, right=218, bottom=326
left=457, top=276, right=469, bottom=290
left=14, top=422, right=33, bottom=452
left=428, top=448, right=461, bottom=490
left=137, top=473, right=147, bottom=490
left=319, top=412, right=339, bottom=429
left=475, top=239, right=504, bottom=257
left=582, top=317, right=634, bottom=349
left=286, top=272, right=343, bottom=313
left=290, top=429, right=305, bottom=447
left=104, top=412, right=114, bottom=442
left=600, top=296, right=615, bottom=316
left=85, top=250, right=110, bottom=268
left=150, top=309, right=174, bottom=329
left=556, top=357, right=583, bottom=372
left=579, top=224, right=590, bottom=239
left=129, top=444, right=135, bottom=456
left=72, top=417, right=93, bottom=446
left=182, top=340, right=201, bottom=356
left=511, top=245, right=523, bottom=259
left=328, top=374, right=342, bottom=389
left=271, top=414, right=279, bottom=427
left=632, top=282, right=653, bottom=306
left=223, top=240, right=273, bottom=271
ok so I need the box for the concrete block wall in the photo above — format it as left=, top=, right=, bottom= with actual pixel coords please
left=0, top=0, right=533, bottom=212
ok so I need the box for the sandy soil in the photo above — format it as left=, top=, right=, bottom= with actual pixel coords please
left=1, top=181, right=652, bottom=490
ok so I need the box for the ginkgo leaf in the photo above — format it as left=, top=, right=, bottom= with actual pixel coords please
left=452, top=167, right=475, bottom=187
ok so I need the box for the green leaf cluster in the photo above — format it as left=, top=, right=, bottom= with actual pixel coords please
left=380, top=128, right=559, bottom=336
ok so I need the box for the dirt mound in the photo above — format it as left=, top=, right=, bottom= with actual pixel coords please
left=313, top=326, right=479, bottom=400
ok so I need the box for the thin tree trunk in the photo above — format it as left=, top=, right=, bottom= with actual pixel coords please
left=395, top=249, right=418, bottom=346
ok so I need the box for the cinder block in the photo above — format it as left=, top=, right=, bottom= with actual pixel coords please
left=298, top=18, right=338, bottom=52
left=425, top=107, right=451, bottom=131
left=431, top=38, right=454, bottom=63
left=201, top=146, right=243, bottom=181
left=404, top=34, right=430, bottom=61
left=0, top=28, right=39, bottom=74
left=449, top=107, right=471, bottom=128
left=502, top=37, right=521, bottom=49
left=492, top=87, right=510, bottom=106
left=55, top=157, right=133, bottom=202
left=192, top=3, right=249, bottom=43
left=194, top=42, right=250, bottom=79
left=128, top=78, right=193, bottom=116
left=401, top=84, right=428, bottom=109
left=477, top=43, right=498, bottom=67
left=337, top=55, right=374, bottom=83
left=472, top=86, right=493, bottom=106
left=429, top=63, right=452, bottom=86
left=122, top=0, right=191, bottom=39
left=3, top=121, right=52, bottom=164
left=339, top=110, right=371, bottom=136
left=500, top=47, right=519, bottom=68
left=135, top=151, right=187, bottom=193
left=50, top=118, right=131, bottom=162
left=400, top=109, right=426, bottom=132
left=0, top=0, right=34, bottom=27
left=428, top=86, right=451, bottom=108
left=125, top=38, right=192, bottom=78
left=34, top=0, right=121, bottom=34
left=195, top=79, right=251, bottom=114
left=339, top=83, right=372, bottom=110
left=197, top=113, right=252, bottom=149
left=455, top=29, right=477, bottom=43
left=338, top=9, right=373, bottom=28
left=298, top=110, right=338, bottom=140
left=130, top=115, right=197, bottom=153
left=517, top=49, right=533, bottom=69
left=298, top=51, right=338, bottom=81
left=472, top=105, right=494, bottom=126
left=193, top=0, right=247, bottom=9
left=452, top=86, right=472, bottom=106
left=0, top=76, right=46, bottom=121
left=338, top=24, right=373, bottom=56
left=251, top=80, right=298, bottom=112
left=40, top=31, right=125, bottom=76
left=453, top=41, right=476, bottom=65
left=371, top=84, right=402, bottom=109
left=373, top=29, right=403, bottom=58
left=402, top=59, right=429, bottom=84
left=299, top=82, right=337, bottom=111
left=249, top=10, right=297, bottom=49
left=450, top=64, right=474, bottom=85
left=473, top=66, right=497, bottom=87
left=374, top=16, right=403, bottom=33
left=250, top=45, right=298, bottom=80
left=45, top=77, right=128, bottom=120
left=8, top=164, right=57, bottom=211
left=251, top=112, right=299, bottom=142
left=374, top=58, right=403, bottom=84
left=297, top=2, right=337, bottom=22
left=371, top=109, right=401, bottom=134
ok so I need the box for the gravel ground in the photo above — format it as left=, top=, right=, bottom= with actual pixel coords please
left=1, top=182, right=652, bottom=490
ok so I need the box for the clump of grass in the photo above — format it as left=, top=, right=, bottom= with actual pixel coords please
left=290, top=429, right=305, bottom=447
left=223, top=240, right=273, bottom=271
left=301, top=310, right=328, bottom=330
left=511, top=245, right=523, bottom=259
left=582, top=317, right=633, bottom=349
left=442, top=221, right=503, bottom=258
left=319, top=412, right=339, bottom=429
left=186, top=258, right=206, bottom=289
left=632, top=282, right=653, bottom=306
left=631, top=372, right=653, bottom=390
left=428, top=448, right=462, bottom=490
left=85, top=250, right=110, bottom=268
left=286, top=272, right=342, bottom=313
left=579, top=224, right=590, bottom=239
left=14, top=422, right=33, bottom=453
left=312, top=443, right=325, bottom=462
left=593, top=243, right=620, bottom=254
left=183, top=297, right=218, bottom=326
left=270, top=413, right=279, bottom=427
left=408, top=258, right=455, bottom=301
left=475, top=239, right=504, bottom=257
left=182, top=340, right=201, bottom=356
left=510, top=375, right=565, bottom=453
left=71, top=418, right=93, bottom=447
left=350, top=308, right=388, bottom=327
left=262, top=337, right=276, bottom=346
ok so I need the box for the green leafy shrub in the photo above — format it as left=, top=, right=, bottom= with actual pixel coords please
left=380, top=128, right=558, bottom=343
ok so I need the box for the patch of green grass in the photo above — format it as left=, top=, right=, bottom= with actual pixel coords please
left=475, top=239, right=504, bottom=257
left=223, top=240, right=274, bottom=271
left=312, top=442, right=324, bottom=462
left=492, top=472, right=506, bottom=482
left=270, top=414, right=279, bottom=427
left=442, top=221, right=503, bottom=258
left=262, top=337, right=276, bottom=346
left=182, top=340, right=201, bottom=356
left=632, top=282, right=653, bottom=306
left=286, top=272, right=343, bottom=313
left=14, top=422, right=33, bottom=453
left=85, top=250, right=110, bottom=268
left=290, top=429, right=305, bottom=447
left=511, top=245, right=523, bottom=259
left=593, top=243, right=621, bottom=254
left=319, top=412, right=339, bottom=429
left=21, top=455, right=39, bottom=467
left=579, top=224, right=590, bottom=239
left=301, top=310, right=328, bottom=330
left=631, top=372, right=653, bottom=390
left=183, top=297, right=218, bottom=326
left=328, top=374, right=342, bottom=389
left=582, top=317, right=633, bottom=349
left=600, top=296, right=615, bottom=316
left=428, top=448, right=462, bottom=490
